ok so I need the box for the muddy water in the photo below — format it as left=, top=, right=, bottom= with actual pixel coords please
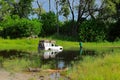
left=0, top=48, right=118, bottom=69
left=0, top=48, right=116, bottom=69
left=0, top=50, right=82, bottom=80
left=0, top=50, right=30, bottom=58
left=41, top=50, right=82, bottom=69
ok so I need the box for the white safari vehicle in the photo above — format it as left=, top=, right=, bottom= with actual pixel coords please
left=38, top=40, right=63, bottom=52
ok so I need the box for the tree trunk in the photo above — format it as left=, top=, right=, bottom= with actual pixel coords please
left=49, top=0, right=51, bottom=12
left=67, top=0, right=74, bottom=22
left=36, top=0, right=42, bottom=19
left=56, top=0, right=59, bottom=35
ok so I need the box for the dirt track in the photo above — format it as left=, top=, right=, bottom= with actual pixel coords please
left=0, top=69, right=50, bottom=80
left=0, top=69, right=70, bottom=80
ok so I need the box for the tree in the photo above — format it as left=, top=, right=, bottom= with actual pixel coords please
left=55, top=0, right=60, bottom=35
left=59, top=0, right=101, bottom=35
left=32, top=0, right=46, bottom=20
left=0, top=0, right=34, bottom=19
left=75, top=0, right=98, bottom=35
left=97, top=0, right=120, bottom=21
left=41, top=12, right=57, bottom=36
left=12, top=0, right=33, bottom=18
left=67, top=0, right=75, bottom=21
left=59, top=0, right=70, bottom=20
left=0, top=0, right=13, bottom=21
left=103, top=0, right=120, bottom=41
left=48, top=0, right=51, bottom=12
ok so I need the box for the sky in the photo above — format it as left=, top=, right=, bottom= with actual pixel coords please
left=32, top=0, right=65, bottom=21
left=32, top=0, right=56, bottom=12
left=31, top=0, right=102, bottom=21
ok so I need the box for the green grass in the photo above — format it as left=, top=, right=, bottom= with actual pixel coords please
left=0, top=38, right=79, bottom=51
left=0, top=38, right=39, bottom=52
left=3, top=58, right=31, bottom=71
left=0, top=38, right=120, bottom=52
left=0, top=38, right=120, bottom=51
left=67, top=52, right=120, bottom=80
left=2, top=55, right=42, bottom=72
left=83, top=42, right=120, bottom=50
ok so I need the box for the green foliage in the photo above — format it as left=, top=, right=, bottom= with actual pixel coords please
left=105, top=0, right=117, bottom=15
left=29, top=56, right=41, bottom=67
left=3, top=58, right=31, bottom=71
left=0, top=0, right=33, bottom=19
left=43, top=20, right=81, bottom=41
left=98, top=0, right=120, bottom=21
left=40, top=12, right=57, bottom=36
left=33, top=7, right=46, bottom=19
left=60, top=21, right=73, bottom=36
left=12, top=0, right=33, bottom=18
left=0, top=15, right=42, bottom=38
left=49, top=34, right=78, bottom=41
left=59, top=0, right=70, bottom=19
left=69, top=52, right=120, bottom=80
left=0, top=0, right=13, bottom=20
left=108, top=20, right=120, bottom=41
left=79, top=20, right=107, bottom=42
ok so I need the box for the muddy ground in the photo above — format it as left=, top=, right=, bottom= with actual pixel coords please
left=0, top=69, right=70, bottom=80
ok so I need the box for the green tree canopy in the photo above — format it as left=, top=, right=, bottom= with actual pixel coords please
left=40, top=12, right=57, bottom=36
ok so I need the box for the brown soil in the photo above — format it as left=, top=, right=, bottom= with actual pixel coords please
left=0, top=69, right=50, bottom=80
left=0, top=68, right=70, bottom=80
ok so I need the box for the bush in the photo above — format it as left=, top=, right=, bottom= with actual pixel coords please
left=108, top=20, right=120, bottom=41
left=58, top=21, right=79, bottom=41
left=0, top=15, right=42, bottom=38
left=60, top=21, right=75, bottom=36
left=79, top=20, right=107, bottom=42
left=50, top=34, right=78, bottom=41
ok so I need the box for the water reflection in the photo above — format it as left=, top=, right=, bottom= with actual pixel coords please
left=41, top=50, right=82, bottom=70
left=50, top=72, right=60, bottom=80
left=43, top=51, right=58, bottom=59
left=1, top=48, right=117, bottom=70
left=0, top=49, right=96, bottom=70
left=0, top=50, right=30, bottom=58
left=57, top=60, right=65, bottom=69
left=41, top=50, right=71, bottom=79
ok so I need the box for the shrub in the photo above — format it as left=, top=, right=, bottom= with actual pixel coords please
left=58, top=21, right=79, bottom=41
left=79, top=20, right=107, bottom=42
left=0, top=15, right=42, bottom=38
left=60, top=21, right=74, bottom=36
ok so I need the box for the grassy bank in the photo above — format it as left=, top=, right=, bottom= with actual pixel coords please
left=0, top=38, right=120, bottom=52
left=0, top=38, right=80, bottom=51
left=0, top=38, right=39, bottom=52
left=68, top=51, right=120, bottom=80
